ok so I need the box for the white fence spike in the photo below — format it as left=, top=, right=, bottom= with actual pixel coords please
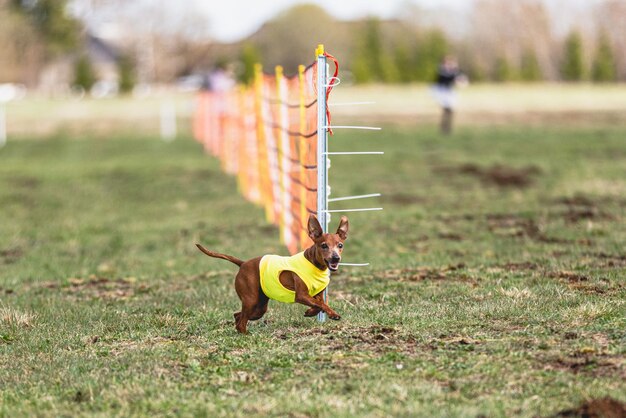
left=324, top=125, right=381, bottom=130
left=329, top=101, right=376, bottom=106
left=324, top=151, right=384, bottom=155
left=325, top=207, right=383, bottom=213
left=328, top=193, right=381, bottom=203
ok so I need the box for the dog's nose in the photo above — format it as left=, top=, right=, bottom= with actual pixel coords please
left=331, top=254, right=340, bottom=263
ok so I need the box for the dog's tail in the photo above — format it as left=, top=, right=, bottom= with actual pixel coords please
left=195, top=244, right=244, bottom=267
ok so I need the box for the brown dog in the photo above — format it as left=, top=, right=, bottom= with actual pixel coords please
left=196, top=215, right=348, bottom=334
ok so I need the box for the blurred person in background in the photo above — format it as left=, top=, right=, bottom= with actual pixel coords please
left=208, top=60, right=236, bottom=93
left=431, top=55, right=468, bottom=135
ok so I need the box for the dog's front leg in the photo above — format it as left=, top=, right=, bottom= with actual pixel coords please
left=303, top=292, right=324, bottom=317
left=292, top=275, right=340, bottom=320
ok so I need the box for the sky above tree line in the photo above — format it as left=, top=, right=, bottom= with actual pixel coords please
left=181, top=0, right=599, bottom=42
left=202, top=0, right=470, bottom=41
left=70, top=0, right=602, bottom=43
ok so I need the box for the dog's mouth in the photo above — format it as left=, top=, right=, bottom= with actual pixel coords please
left=326, top=260, right=340, bottom=271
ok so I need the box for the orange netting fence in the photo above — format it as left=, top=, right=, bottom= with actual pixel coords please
left=193, top=47, right=338, bottom=254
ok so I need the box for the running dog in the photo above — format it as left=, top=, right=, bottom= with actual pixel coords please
left=196, top=215, right=348, bottom=334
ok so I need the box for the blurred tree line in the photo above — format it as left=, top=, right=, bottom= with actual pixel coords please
left=0, top=0, right=135, bottom=93
left=234, top=1, right=625, bottom=85
left=1, top=0, right=625, bottom=89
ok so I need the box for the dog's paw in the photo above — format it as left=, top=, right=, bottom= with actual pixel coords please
left=328, top=313, right=341, bottom=320
left=304, top=308, right=320, bottom=317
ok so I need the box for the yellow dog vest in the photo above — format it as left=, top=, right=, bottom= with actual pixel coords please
left=259, top=252, right=330, bottom=303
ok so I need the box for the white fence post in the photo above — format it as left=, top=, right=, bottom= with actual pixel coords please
left=160, top=101, right=177, bottom=141
left=316, top=45, right=329, bottom=323
left=0, top=103, right=6, bottom=148
left=0, top=83, right=22, bottom=148
left=314, top=46, right=383, bottom=323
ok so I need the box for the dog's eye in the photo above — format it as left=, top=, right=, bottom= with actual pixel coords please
left=338, top=243, right=343, bottom=249
left=321, top=243, right=329, bottom=249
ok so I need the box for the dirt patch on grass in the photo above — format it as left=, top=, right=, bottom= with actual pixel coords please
left=435, top=163, right=541, bottom=188
left=338, top=326, right=406, bottom=352
left=486, top=214, right=564, bottom=243
left=571, top=282, right=623, bottom=296
left=551, top=196, right=615, bottom=223
left=70, top=277, right=150, bottom=300
left=562, top=207, right=609, bottom=223
left=5, top=176, right=41, bottom=189
left=436, top=213, right=478, bottom=222
left=560, top=332, right=613, bottom=347
left=0, top=247, right=24, bottom=265
left=37, top=277, right=150, bottom=300
left=286, top=325, right=419, bottom=355
left=426, top=334, right=480, bottom=351
left=541, top=349, right=625, bottom=379
left=437, top=232, right=464, bottom=241
left=554, top=196, right=596, bottom=207
left=379, top=263, right=475, bottom=284
left=0, top=287, right=14, bottom=295
left=589, top=252, right=626, bottom=268
left=549, top=356, right=620, bottom=376
left=549, top=271, right=622, bottom=295
left=554, top=195, right=626, bottom=207
left=549, top=271, right=591, bottom=282
left=553, top=397, right=626, bottom=418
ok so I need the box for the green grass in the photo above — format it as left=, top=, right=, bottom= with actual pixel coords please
left=1, top=124, right=625, bottom=417
left=332, top=83, right=626, bottom=125
left=7, top=84, right=626, bottom=138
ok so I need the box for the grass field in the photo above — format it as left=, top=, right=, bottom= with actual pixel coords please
left=1, top=109, right=625, bottom=415
left=4, top=83, right=626, bottom=137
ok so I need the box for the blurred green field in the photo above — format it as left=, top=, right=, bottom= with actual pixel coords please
left=4, top=83, right=626, bottom=138
left=333, top=83, right=626, bottom=122
left=1, top=104, right=625, bottom=416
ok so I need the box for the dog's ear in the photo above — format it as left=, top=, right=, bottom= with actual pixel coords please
left=336, top=216, right=349, bottom=240
left=307, top=214, right=323, bottom=241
